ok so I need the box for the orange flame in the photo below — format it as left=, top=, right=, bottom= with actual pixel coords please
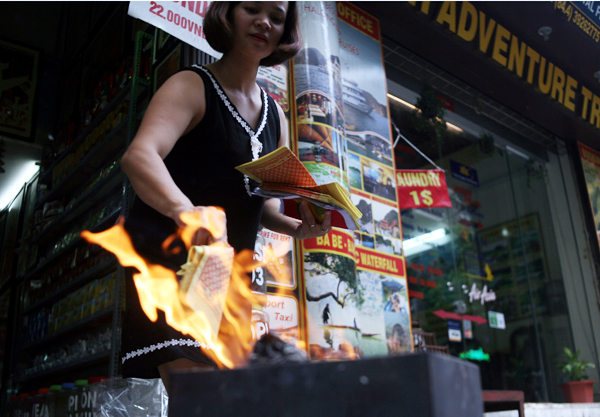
left=81, top=213, right=260, bottom=369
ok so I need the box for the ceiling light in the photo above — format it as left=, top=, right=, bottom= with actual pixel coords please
left=403, top=228, right=446, bottom=249
left=387, top=94, right=415, bottom=110
left=446, top=122, right=463, bottom=132
left=388, top=94, right=463, bottom=132
left=403, top=228, right=448, bottom=258
left=506, top=145, right=530, bottom=160
left=0, top=160, right=39, bottom=210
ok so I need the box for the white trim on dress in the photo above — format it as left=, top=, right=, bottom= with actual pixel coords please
left=121, top=338, right=211, bottom=364
left=193, top=65, right=268, bottom=196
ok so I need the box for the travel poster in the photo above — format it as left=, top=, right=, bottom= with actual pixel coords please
left=301, top=229, right=362, bottom=360
left=356, top=246, right=411, bottom=354
left=338, top=1, right=396, bottom=199
left=292, top=1, right=347, bottom=187
left=579, top=142, right=600, bottom=247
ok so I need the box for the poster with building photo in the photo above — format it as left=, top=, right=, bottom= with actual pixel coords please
left=295, top=1, right=412, bottom=360
left=337, top=1, right=395, bottom=189
left=293, top=1, right=348, bottom=187
left=578, top=142, right=600, bottom=245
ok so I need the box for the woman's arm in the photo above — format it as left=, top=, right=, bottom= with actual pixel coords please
left=121, top=70, right=226, bottom=242
left=260, top=103, right=332, bottom=239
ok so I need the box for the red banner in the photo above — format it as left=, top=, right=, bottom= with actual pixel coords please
left=302, top=228, right=356, bottom=258
left=396, top=170, right=452, bottom=209
left=356, top=247, right=405, bottom=277
left=336, top=1, right=381, bottom=41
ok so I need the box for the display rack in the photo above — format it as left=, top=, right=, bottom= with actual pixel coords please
left=11, top=30, right=154, bottom=393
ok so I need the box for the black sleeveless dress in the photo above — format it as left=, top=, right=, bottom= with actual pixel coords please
left=121, top=65, right=280, bottom=378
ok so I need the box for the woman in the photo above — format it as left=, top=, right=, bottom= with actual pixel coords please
left=120, top=2, right=332, bottom=391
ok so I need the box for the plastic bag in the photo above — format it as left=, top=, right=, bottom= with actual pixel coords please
left=92, top=377, right=168, bottom=417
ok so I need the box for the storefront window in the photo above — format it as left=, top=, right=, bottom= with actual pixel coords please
left=390, top=95, right=571, bottom=402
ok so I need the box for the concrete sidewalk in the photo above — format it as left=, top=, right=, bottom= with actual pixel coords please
left=485, top=403, right=600, bottom=417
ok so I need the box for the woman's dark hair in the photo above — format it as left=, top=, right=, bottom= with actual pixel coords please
left=204, top=2, right=302, bottom=67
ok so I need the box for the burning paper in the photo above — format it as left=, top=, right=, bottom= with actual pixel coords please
left=177, top=243, right=234, bottom=342
left=81, top=216, right=258, bottom=369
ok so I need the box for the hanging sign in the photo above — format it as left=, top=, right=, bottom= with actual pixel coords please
left=128, top=1, right=221, bottom=58
left=396, top=169, right=451, bottom=209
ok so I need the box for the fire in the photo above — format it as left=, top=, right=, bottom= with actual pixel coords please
left=81, top=213, right=260, bottom=369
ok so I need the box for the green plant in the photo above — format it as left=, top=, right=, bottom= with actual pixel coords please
left=413, top=83, right=446, bottom=142
left=558, top=347, right=595, bottom=381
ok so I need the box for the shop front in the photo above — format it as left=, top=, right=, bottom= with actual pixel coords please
left=358, top=1, right=600, bottom=402
left=4, top=1, right=600, bottom=412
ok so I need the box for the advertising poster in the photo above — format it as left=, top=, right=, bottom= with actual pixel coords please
left=254, top=227, right=299, bottom=345
left=291, top=2, right=412, bottom=359
left=128, top=1, right=221, bottom=59
left=396, top=169, right=452, bottom=209
left=356, top=246, right=411, bottom=354
left=254, top=228, right=295, bottom=289
left=301, top=229, right=361, bottom=359
left=578, top=142, right=600, bottom=246
left=292, top=1, right=348, bottom=187
left=257, top=65, right=289, bottom=113
left=265, top=293, right=300, bottom=346
left=336, top=2, right=405, bottom=263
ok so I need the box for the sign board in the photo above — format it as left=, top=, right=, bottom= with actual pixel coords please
left=450, top=159, right=479, bottom=187
left=488, top=311, right=506, bottom=329
left=447, top=319, right=462, bottom=342
left=567, top=2, right=600, bottom=43
left=396, top=170, right=452, bottom=209
left=128, top=1, right=222, bottom=58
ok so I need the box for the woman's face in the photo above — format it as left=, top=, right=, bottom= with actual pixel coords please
left=230, top=1, right=288, bottom=59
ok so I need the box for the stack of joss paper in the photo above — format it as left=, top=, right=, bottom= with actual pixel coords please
left=235, top=147, right=362, bottom=230
left=177, top=242, right=234, bottom=340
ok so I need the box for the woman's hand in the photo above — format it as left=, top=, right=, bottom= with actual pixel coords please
left=170, top=205, right=228, bottom=246
left=261, top=199, right=332, bottom=240
left=293, top=200, right=333, bottom=240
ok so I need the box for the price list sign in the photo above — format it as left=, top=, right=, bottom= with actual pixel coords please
left=396, top=169, right=452, bottom=209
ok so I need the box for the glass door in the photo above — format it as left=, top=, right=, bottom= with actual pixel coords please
left=390, top=96, right=572, bottom=402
